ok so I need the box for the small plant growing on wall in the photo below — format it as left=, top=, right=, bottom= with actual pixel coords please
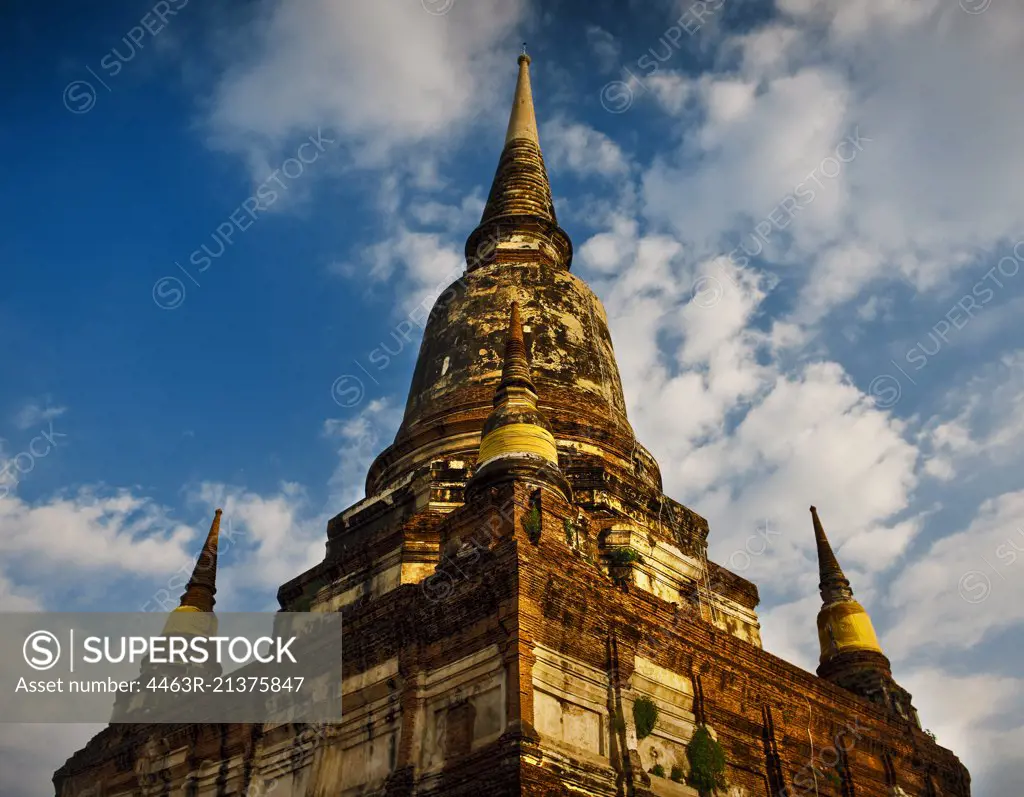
left=633, top=695, right=658, bottom=740
left=671, top=765, right=685, bottom=783
left=686, top=725, right=727, bottom=797
left=563, top=518, right=581, bottom=549
left=607, top=546, right=643, bottom=567
left=650, top=764, right=666, bottom=778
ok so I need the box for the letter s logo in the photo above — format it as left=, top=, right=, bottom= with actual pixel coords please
left=23, top=631, right=61, bottom=671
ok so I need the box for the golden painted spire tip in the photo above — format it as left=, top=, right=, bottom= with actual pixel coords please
left=505, top=47, right=539, bottom=145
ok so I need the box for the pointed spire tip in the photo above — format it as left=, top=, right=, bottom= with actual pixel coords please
left=505, top=47, right=539, bottom=145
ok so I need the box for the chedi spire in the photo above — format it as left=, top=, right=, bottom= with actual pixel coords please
left=811, top=505, right=853, bottom=606
left=177, top=508, right=222, bottom=612
left=162, top=508, right=223, bottom=639
left=477, top=302, right=557, bottom=467
left=809, top=506, right=882, bottom=663
left=465, top=51, right=572, bottom=272
left=809, top=506, right=920, bottom=724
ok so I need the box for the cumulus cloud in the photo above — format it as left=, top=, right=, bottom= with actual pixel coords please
left=0, top=488, right=197, bottom=580
left=886, top=490, right=1024, bottom=658
left=322, top=398, right=404, bottom=507
left=639, top=0, right=1024, bottom=333
left=542, top=118, right=631, bottom=178
left=921, top=351, right=1024, bottom=479
left=350, top=227, right=466, bottom=316
left=201, top=0, right=529, bottom=173
left=899, top=668, right=1024, bottom=795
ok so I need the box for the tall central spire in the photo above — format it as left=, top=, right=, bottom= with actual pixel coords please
left=504, top=51, right=540, bottom=145
left=368, top=50, right=649, bottom=501
left=465, top=52, right=572, bottom=272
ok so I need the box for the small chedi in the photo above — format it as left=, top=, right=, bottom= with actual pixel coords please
left=55, top=53, right=970, bottom=797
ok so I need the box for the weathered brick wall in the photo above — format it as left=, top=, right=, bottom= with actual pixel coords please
left=511, top=486, right=969, bottom=797
left=55, top=479, right=968, bottom=797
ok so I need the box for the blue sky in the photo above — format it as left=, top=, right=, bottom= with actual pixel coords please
left=2, top=0, right=1024, bottom=793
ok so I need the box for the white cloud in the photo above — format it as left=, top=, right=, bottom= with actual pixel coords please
left=357, top=227, right=465, bottom=316
left=190, top=481, right=321, bottom=601
left=586, top=25, right=621, bottom=73
left=0, top=573, right=41, bottom=611
left=886, top=490, right=1024, bottom=658
left=577, top=216, right=640, bottom=275
left=729, top=25, right=802, bottom=77
left=702, top=78, right=757, bottom=126
left=12, top=401, right=66, bottom=431
left=202, top=0, right=529, bottom=172
left=900, top=668, right=1024, bottom=796
left=921, top=352, right=1024, bottom=479
left=642, top=1, right=1024, bottom=329
left=322, top=399, right=403, bottom=508
left=646, top=71, right=692, bottom=115
left=756, top=595, right=821, bottom=671
left=575, top=210, right=921, bottom=605
left=542, top=118, right=631, bottom=178
left=0, top=489, right=196, bottom=578
left=407, top=191, right=485, bottom=233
